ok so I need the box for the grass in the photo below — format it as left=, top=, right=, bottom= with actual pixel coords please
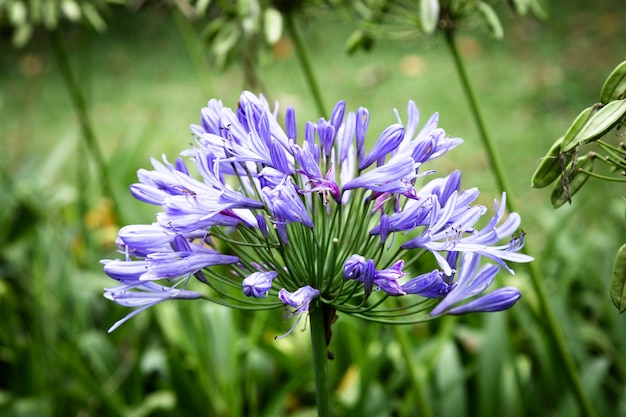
left=1, top=1, right=625, bottom=416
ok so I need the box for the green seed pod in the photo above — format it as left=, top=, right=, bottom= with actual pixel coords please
left=562, top=99, right=626, bottom=152
left=550, top=154, right=594, bottom=208
left=610, top=243, right=626, bottom=314
left=532, top=136, right=565, bottom=188
left=560, top=106, right=597, bottom=152
left=600, top=61, right=626, bottom=103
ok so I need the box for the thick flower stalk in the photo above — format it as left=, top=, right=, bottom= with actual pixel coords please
left=102, top=91, right=532, bottom=334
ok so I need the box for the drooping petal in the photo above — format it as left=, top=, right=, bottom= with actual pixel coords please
left=448, top=287, right=521, bottom=315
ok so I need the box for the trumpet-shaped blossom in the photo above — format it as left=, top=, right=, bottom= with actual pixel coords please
left=102, top=91, right=532, bottom=336
left=243, top=271, right=278, bottom=298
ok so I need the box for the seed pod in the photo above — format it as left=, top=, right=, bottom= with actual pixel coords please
left=562, top=99, right=626, bottom=152
left=550, top=154, right=594, bottom=208
left=611, top=243, right=626, bottom=314
left=532, top=136, right=565, bottom=188
left=600, top=61, right=626, bottom=103
left=560, top=106, right=597, bottom=152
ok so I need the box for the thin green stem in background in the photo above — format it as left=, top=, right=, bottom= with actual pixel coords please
left=284, top=12, right=327, bottom=119
left=309, top=303, right=333, bottom=417
left=172, top=10, right=215, bottom=97
left=393, top=326, right=434, bottom=417
left=49, top=29, right=122, bottom=225
left=443, top=29, right=597, bottom=417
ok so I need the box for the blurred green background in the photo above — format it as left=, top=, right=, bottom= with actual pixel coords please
left=1, top=0, right=625, bottom=416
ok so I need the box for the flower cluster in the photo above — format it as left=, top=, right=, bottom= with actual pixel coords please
left=102, top=91, right=532, bottom=333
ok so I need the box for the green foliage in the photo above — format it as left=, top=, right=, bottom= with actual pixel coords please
left=0, top=0, right=125, bottom=47
left=1, top=3, right=626, bottom=416
left=533, top=60, right=626, bottom=313
left=346, top=0, right=548, bottom=51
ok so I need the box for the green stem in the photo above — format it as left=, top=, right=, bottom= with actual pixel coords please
left=393, top=326, right=434, bottom=417
left=49, top=28, right=122, bottom=224
left=172, top=10, right=215, bottom=97
left=309, top=303, right=332, bottom=417
left=284, top=12, right=327, bottom=118
left=443, top=30, right=597, bottom=417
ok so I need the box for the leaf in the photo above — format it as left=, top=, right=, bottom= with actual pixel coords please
left=600, top=61, right=626, bottom=103
left=420, top=0, right=440, bottom=35
left=562, top=99, right=626, bottom=152
left=42, top=0, right=59, bottom=29
left=195, top=0, right=211, bottom=16
left=610, top=244, right=626, bottom=313
left=12, top=23, right=33, bottom=48
left=211, top=22, right=241, bottom=69
left=9, top=1, right=27, bottom=26
left=510, top=0, right=528, bottom=15
left=263, top=7, right=282, bottom=45
left=532, top=136, right=564, bottom=188
left=61, top=0, right=81, bottom=22
left=82, top=3, right=107, bottom=32
left=550, top=154, right=594, bottom=208
left=477, top=2, right=503, bottom=40
left=528, top=0, right=549, bottom=19
left=560, top=105, right=597, bottom=152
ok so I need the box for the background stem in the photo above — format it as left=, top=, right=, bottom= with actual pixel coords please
left=49, top=28, right=121, bottom=225
left=284, top=12, right=327, bottom=118
left=443, top=29, right=597, bottom=417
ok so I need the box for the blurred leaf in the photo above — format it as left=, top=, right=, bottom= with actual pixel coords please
left=477, top=314, right=508, bottom=417
left=610, top=244, right=626, bottom=313
left=42, top=0, right=59, bottom=29
left=477, top=2, right=503, bottom=39
left=61, top=0, right=81, bottom=22
left=532, top=136, right=564, bottom=188
left=560, top=105, right=597, bottom=152
left=239, top=0, right=260, bottom=35
left=528, top=0, right=548, bottom=19
left=12, top=23, right=33, bottom=48
left=600, top=61, right=626, bottom=103
left=127, top=390, right=176, bottom=417
left=212, top=22, right=241, bottom=69
left=510, top=0, right=528, bottom=15
left=201, top=15, right=226, bottom=43
left=345, top=29, right=375, bottom=54
left=264, top=7, right=282, bottom=45
left=82, top=3, right=107, bottom=32
left=9, top=0, right=27, bottom=25
left=435, top=340, right=467, bottom=417
left=562, top=99, right=626, bottom=152
left=420, top=0, right=440, bottom=35
left=511, top=0, right=548, bottom=19
left=195, top=0, right=212, bottom=15
left=550, top=154, right=594, bottom=208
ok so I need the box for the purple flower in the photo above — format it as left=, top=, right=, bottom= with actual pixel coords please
left=373, top=260, right=406, bottom=295
left=447, top=287, right=521, bottom=315
left=359, top=124, right=405, bottom=170
left=279, top=286, right=320, bottom=316
left=262, top=176, right=314, bottom=229
left=343, top=255, right=406, bottom=296
left=430, top=253, right=520, bottom=316
left=402, top=270, right=454, bottom=298
left=103, top=91, right=531, bottom=334
left=243, top=271, right=278, bottom=298
left=343, top=155, right=419, bottom=197
left=104, top=281, right=202, bottom=333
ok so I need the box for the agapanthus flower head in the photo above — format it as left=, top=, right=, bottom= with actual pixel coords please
left=102, top=91, right=532, bottom=336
